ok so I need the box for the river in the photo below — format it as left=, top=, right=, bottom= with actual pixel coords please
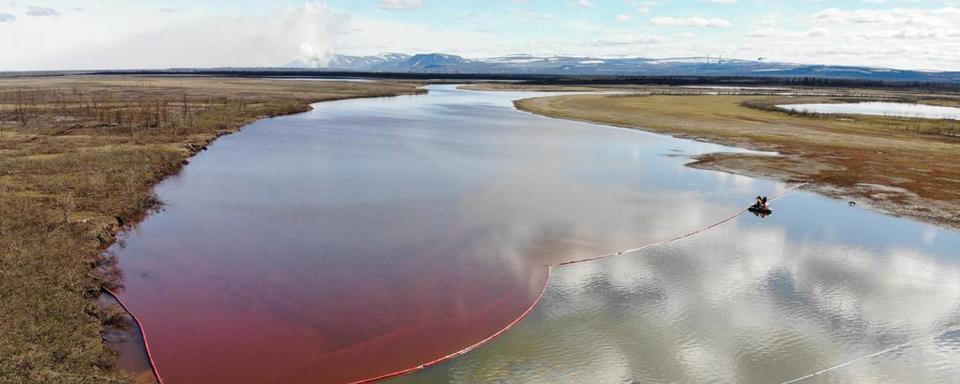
left=112, top=85, right=960, bottom=383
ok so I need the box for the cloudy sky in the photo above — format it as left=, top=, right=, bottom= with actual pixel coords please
left=2, top=0, right=960, bottom=71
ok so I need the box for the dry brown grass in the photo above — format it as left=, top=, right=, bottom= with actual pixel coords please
left=0, top=76, right=423, bottom=383
left=515, top=93, right=960, bottom=229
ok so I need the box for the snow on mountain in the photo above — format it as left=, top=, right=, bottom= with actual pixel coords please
left=281, top=52, right=960, bottom=83
left=401, top=54, right=469, bottom=71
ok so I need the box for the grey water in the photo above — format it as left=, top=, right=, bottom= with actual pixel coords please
left=777, top=102, right=960, bottom=120
left=108, top=85, right=960, bottom=383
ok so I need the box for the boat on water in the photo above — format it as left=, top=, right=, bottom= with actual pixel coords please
left=749, top=196, right=773, bottom=217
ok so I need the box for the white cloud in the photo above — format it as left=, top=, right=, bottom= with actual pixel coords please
left=26, top=6, right=59, bottom=17
left=379, top=0, right=425, bottom=11
left=332, top=13, right=519, bottom=59
left=699, top=0, right=738, bottom=3
left=508, top=7, right=557, bottom=20
left=591, top=34, right=663, bottom=46
left=725, top=6, right=958, bottom=69
left=747, top=28, right=779, bottom=38
left=813, top=7, right=959, bottom=27
left=651, top=16, right=731, bottom=27
left=2, top=1, right=960, bottom=72
left=575, top=0, right=595, bottom=8
left=1, top=2, right=345, bottom=70
left=854, top=28, right=947, bottom=40
left=748, top=28, right=830, bottom=38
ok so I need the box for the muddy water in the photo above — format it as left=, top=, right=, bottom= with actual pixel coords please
left=112, top=85, right=959, bottom=383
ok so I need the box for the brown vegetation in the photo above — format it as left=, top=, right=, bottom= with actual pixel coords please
left=514, top=92, right=960, bottom=229
left=0, top=76, right=423, bottom=383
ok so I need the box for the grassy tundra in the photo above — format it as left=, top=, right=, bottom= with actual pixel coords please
left=0, top=76, right=423, bottom=383
left=514, top=92, right=960, bottom=229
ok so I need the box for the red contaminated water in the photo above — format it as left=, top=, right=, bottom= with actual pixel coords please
left=112, top=86, right=756, bottom=383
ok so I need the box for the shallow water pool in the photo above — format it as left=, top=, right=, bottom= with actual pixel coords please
left=777, top=102, right=960, bottom=120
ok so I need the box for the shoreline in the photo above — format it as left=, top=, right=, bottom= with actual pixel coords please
left=114, top=85, right=952, bottom=383
left=104, top=89, right=429, bottom=383
left=89, top=84, right=802, bottom=384
left=6, top=78, right=957, bottom=383
left=0, top=76, right=425, bottom=384
left=512, top=93, right=960, bottom=231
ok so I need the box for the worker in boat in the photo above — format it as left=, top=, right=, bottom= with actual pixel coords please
left=750, top=196, right=773, bottom=213
left=751, top=196, right=772, bottom=218
left=754, top=195, right=769, bottom=209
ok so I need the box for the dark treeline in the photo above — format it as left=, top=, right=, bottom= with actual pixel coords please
left=537, top=75, right=960, bottom=91
left=6, top=69, right=959, bottom=91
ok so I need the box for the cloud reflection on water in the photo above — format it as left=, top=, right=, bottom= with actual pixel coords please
left=394, top=194, right=960, bottom=384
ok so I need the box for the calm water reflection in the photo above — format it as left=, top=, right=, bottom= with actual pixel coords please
left=112, top=85, right=959, bottom=383
left=393, top=192, right=960, bottom=383
left=777, top=102, right=960, bottom=120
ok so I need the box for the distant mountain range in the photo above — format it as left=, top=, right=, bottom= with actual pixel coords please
left=284, top=53, right=960, bottom=83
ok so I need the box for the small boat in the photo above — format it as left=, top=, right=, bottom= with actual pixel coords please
left=748, top=204, right=773, bottom=215
left=749, top=195, right=773, bottom=217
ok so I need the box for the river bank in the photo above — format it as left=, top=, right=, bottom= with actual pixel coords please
left=6, top=78, right=958, bottom=383
left=0, top=76, right=424, bottom=383
left=79, top=84, right=801, bottom=384
left=510, top=91, right=960, bottom=230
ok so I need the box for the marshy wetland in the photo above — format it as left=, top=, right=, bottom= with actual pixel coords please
left=3, top=79, right=960, bottom=384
